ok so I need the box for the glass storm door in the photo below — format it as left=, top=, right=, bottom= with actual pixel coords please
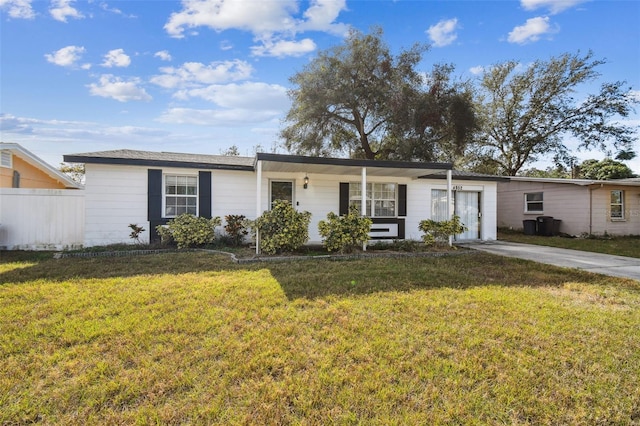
left=455, top=191, right=481, bottom=240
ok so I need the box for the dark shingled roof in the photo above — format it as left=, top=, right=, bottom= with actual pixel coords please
left=63, top=149, right=255, bottom=171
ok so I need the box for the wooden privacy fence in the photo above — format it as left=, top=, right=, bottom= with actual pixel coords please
left=0, top=188, right=84, bottom=250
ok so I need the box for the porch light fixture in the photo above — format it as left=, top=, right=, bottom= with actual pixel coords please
left=304, top=174, right=309, bottom=189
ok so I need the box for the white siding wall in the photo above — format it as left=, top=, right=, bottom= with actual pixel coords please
left=82, top=164, right=501, bottom=247
left=0, top=188, right=84, bottom=250
left=212, top=170, right=256, bottom=223
left=84, top=164, right=148, bottom=247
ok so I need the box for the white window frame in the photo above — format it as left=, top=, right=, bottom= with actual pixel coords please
left=524, top=192, right=543, bottom=213
left=269, top=180, right=295, bottom=208
left=610, top=190, right=625, bottom=221
left=163, top=174, right=198, bottom=218
left=0, top=150, right=12, bottom=168
left=349, top=182, right=397, bottom=217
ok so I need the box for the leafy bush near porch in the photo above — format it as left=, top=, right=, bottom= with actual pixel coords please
left=156, top=214, right=222, bottom=249
left=318, top=205, right=372, bottom=253
left=224, top=214, right=249, bottom=246
left=252, top=200, right=311, bottom=254
left=419, top=215, right=466, bottom=246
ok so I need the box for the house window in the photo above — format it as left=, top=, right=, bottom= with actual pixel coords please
left=349, top=182, right=396, bottom=217
left=164, top=175, right=198, bottom=217
left=524, top=192, right=543, bottom=213
left=12, top=171, right=20, bottom=188
left=1, top=150, right=11, bottom=168
left=610, top=190, right=624, bottom=220
left=270, top=180, right=294, bottom=206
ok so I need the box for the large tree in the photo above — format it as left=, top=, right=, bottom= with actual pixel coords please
left=281, top=27, right=476, bottom=161
left=474, top=51, right=638, bottom=176
left=577, top=158, right=636, bottom=180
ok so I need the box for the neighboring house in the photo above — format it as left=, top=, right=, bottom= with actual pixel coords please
left=63, top=149, right=504, bottom=248
left=498, top=176, right=640, bottom=236
left=0, top=142, right=81, bottom=189
left=0, top=143, right=84, bottom=250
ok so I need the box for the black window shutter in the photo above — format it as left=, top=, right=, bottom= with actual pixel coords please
left=199, top=171, right=212, bottom=219
left=339, top=182, right=349, bottom=216
left=398, top=184, right=407, bottom=217
left=12, top=171, right=20, bottom=188
left=148, top=169, right=162, bottom=220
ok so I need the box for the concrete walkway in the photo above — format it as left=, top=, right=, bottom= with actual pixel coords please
left=459, top=240, right=640, bottom=281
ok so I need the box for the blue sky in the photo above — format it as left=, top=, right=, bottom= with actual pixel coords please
left=1, top=0, right=639, bottom=173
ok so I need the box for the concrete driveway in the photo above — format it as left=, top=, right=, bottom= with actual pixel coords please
left=459, top=240, right=640, bottom=282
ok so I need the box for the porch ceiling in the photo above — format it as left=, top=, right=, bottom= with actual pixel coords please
left=256, top=153, right=452, bottom=179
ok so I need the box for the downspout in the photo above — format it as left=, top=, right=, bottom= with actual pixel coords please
left=255, top=159, right=262, bottom=255
left=362, top=166, right=367, bottom=251
left=447, top=169, right=453, bottom=247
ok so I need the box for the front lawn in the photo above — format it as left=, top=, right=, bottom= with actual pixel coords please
left=1, top=251, right=639, bottom=424
left=498, top=228, right=640, bottom=258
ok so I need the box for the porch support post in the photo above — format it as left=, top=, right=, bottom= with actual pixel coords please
left=361, top=166, right=367, bottom=251
left=255, top=159, right=262, bottom=255
left=447, top=169, right=453, bottom=247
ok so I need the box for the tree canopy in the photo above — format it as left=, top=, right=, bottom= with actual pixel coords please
left=280, top=27, right=476, bottom=161
left=577, top=158, right=636, bottom=180
left=473, top=51, right=638, bottom=176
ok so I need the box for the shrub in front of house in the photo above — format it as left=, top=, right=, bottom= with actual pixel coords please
left=156, top=214, right=222, bottom=249
left=224, top=214, right=249, bottom=246
left=252, top=200, right=311, bottom=255
left=418, top=215, right=466, bottom=246
left=318, top=205, right=372, bottom=253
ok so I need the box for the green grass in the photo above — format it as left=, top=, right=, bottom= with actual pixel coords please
left=1, top=251, right=639, bottom=424
left=498, top=228, right=640, bottom=258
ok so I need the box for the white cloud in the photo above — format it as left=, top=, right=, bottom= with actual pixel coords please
left=164, top=0, right=347, bottom=57
left=251, top=38, right=316, bottom=57
left=0, top=0, right=35, bottom=19
left=164, top=0, right=299, bottom=38
left=427, top=18, right=460, bottom=47
left=150, top=60, right=254, bottom=89
left=154, top=50, right=172, bottom=61
left=297, top=0, right=349, bottom=35
left=520, top=0, right=587, bottom=14
left=101, top=49, right=131, bottom=67
left=507, top=16, right=557, bottom=44
left=158, top=107, right=282, bottom=126
left=50, top=0, right=84, bottom=22
left=469, top=65, right=484, bottom=75
left=174, top=82, right=289, bottom=110
left=88, top=74, right=152, bottom=102
left=220, top=40, right=233, bottom=50
left=44, top=45, right=87, bottom=68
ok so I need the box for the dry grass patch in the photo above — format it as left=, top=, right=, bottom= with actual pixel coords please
left=1, top=251, right=639, bottom=424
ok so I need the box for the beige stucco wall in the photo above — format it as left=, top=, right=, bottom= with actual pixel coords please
left=590, top=185, right=640, bottom=235
left=498, top=180, right=640, bottom=236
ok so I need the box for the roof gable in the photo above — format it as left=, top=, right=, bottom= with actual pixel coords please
left=1, top=143, right=82, bottom=189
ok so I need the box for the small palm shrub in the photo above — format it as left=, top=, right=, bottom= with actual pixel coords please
left=418, top=215, right=467, bottom=247
left=252, top=200, right=311, bottom=254
left=318, top=205, right=372, bottom=253
left=156, top=214, right=222, bottom=249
